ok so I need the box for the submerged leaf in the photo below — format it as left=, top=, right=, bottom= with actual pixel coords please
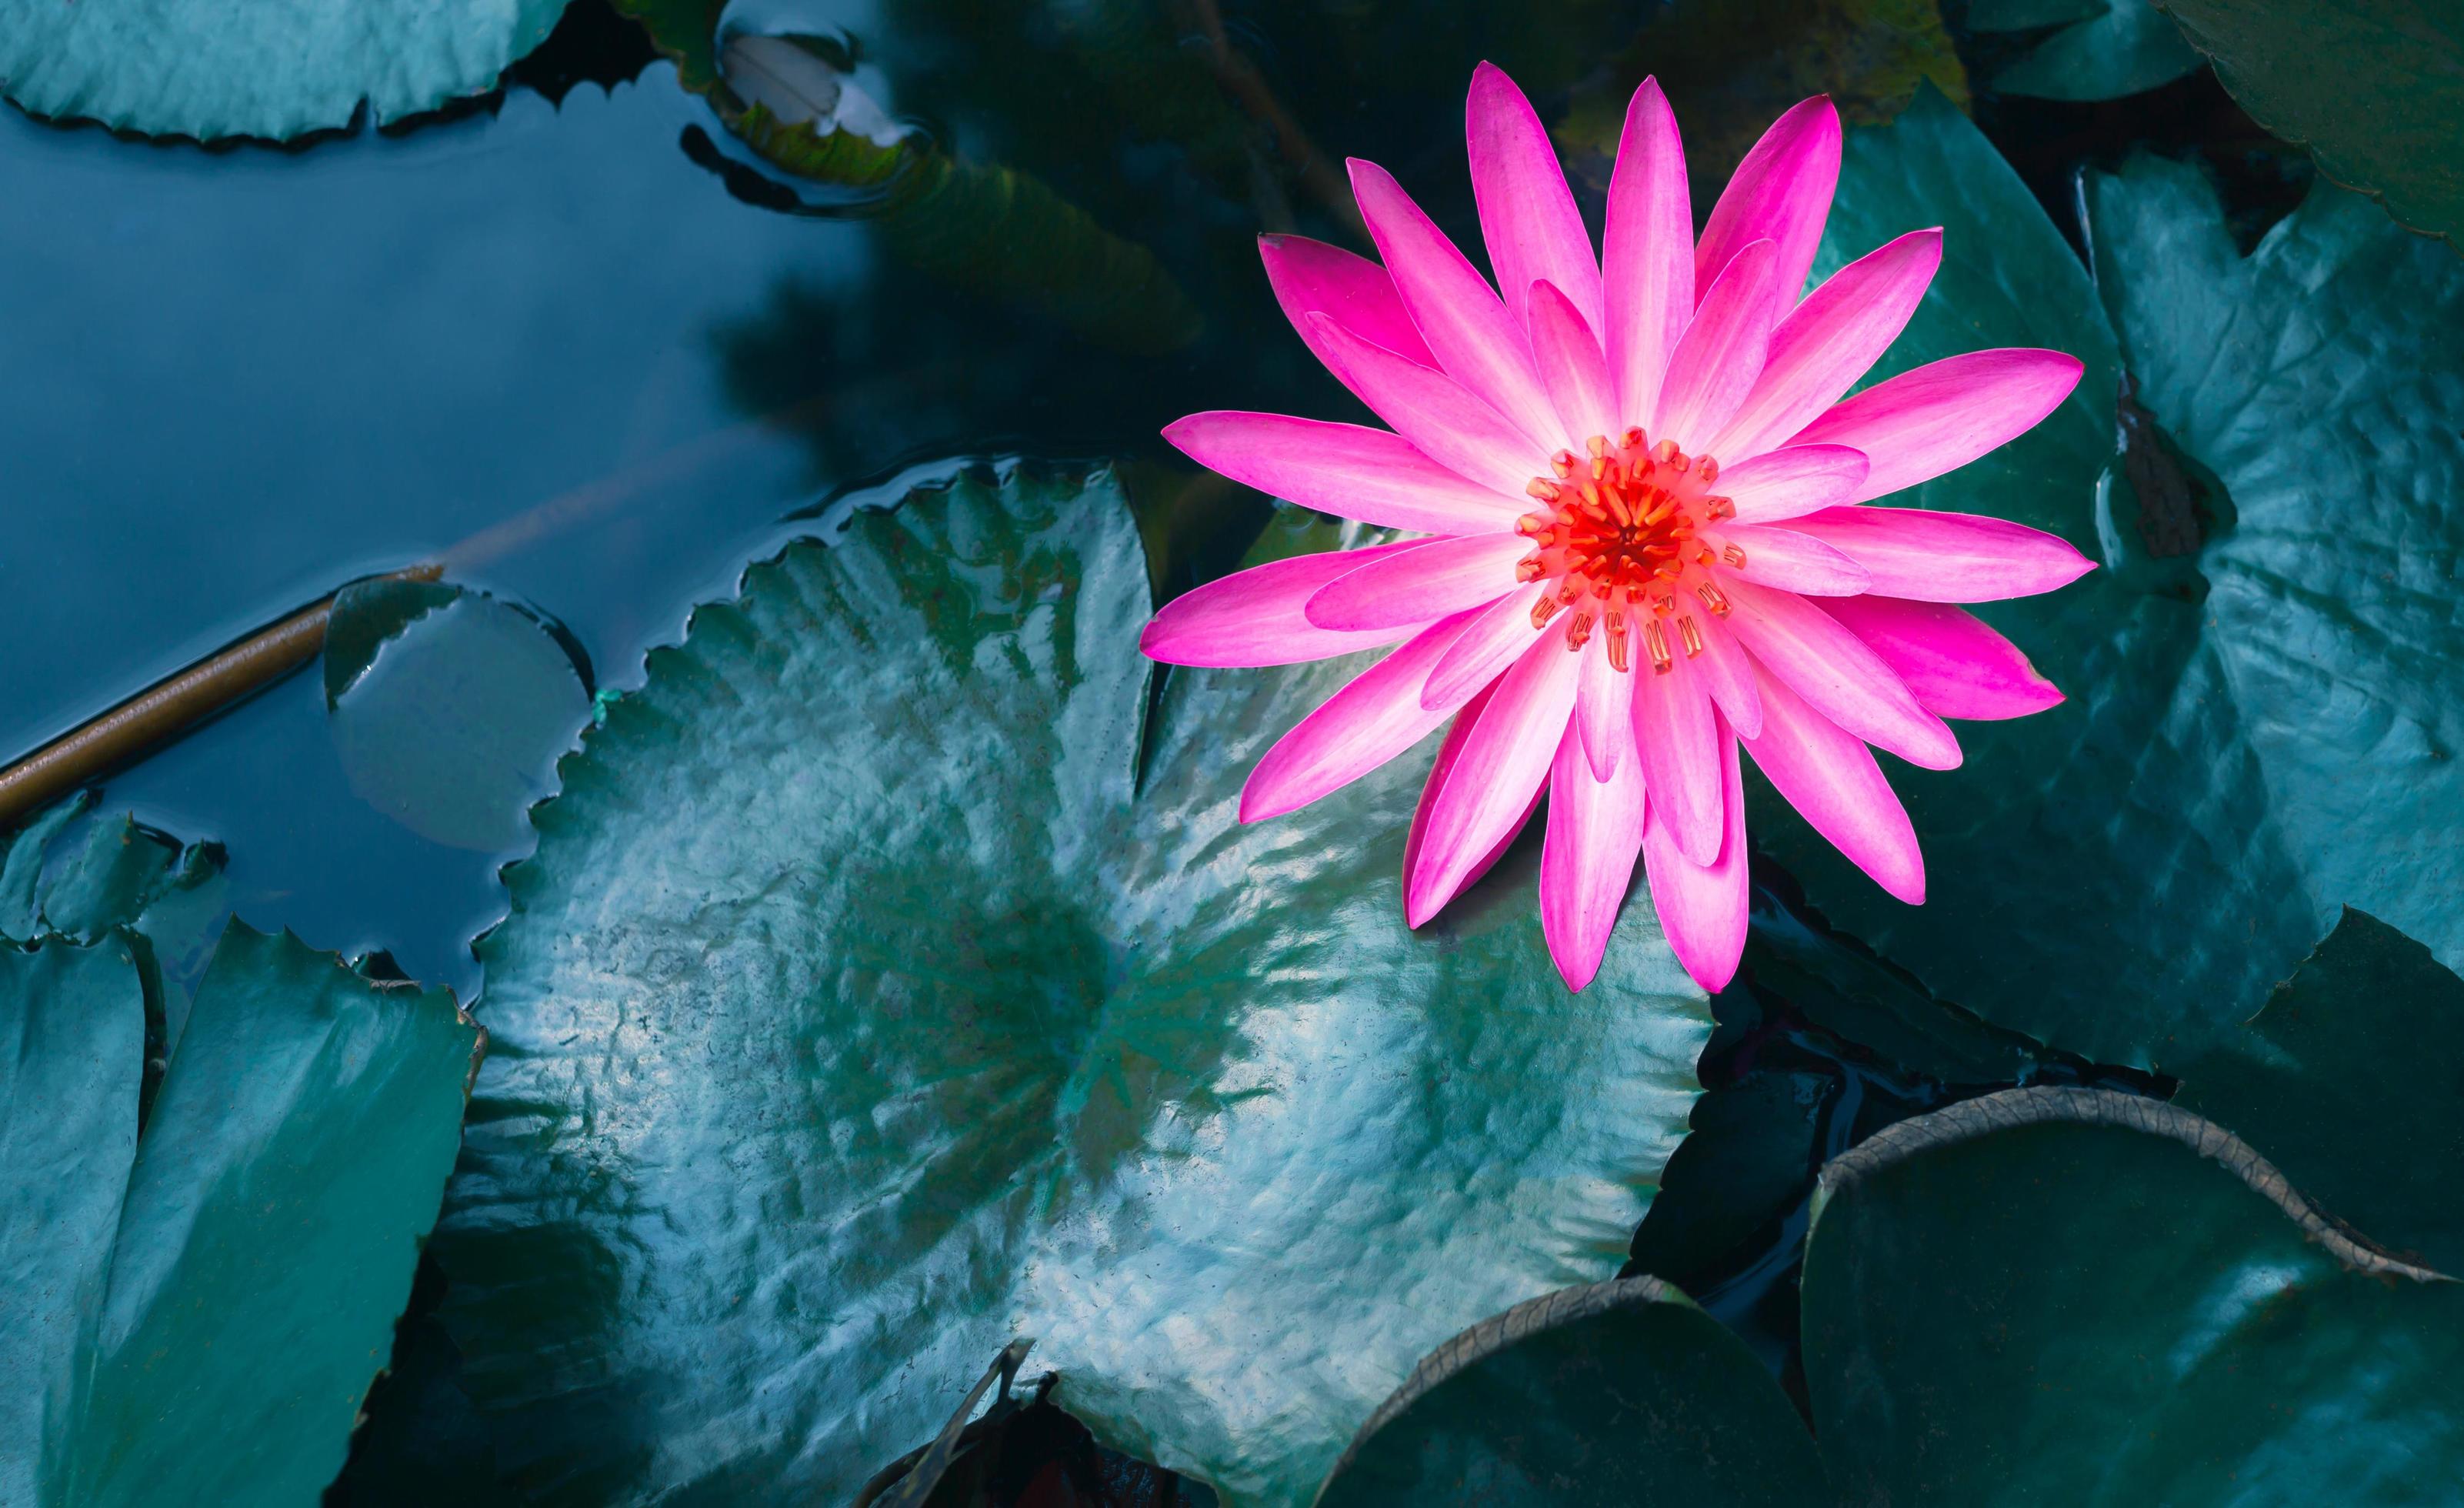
left=1, top=918, right=480, bottom=1505
left=433, top=464, right=1706, bottom=1506
left=324, top=580, right=592, bottom=852
left=0, top=0, right=566, bottom=140
left=1970, top=0, right=2206, bottom=101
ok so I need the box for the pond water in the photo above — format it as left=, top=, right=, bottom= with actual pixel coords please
left=0, top=2, right=2289, bottom=1496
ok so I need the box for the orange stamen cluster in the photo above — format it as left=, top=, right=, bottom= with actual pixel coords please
left=1514, top=429, right=1736, bottom=672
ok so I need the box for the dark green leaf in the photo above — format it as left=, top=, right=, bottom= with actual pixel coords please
left=0, top=0, right=567, bottom=140
left=2156, top=0, right=2464, bottom=249
left=1313, top=1277, right=1827, bottom=1507
left=1804, top=1089, right=2464, bottom=1503
left=435, top=465, right=1707, bottom=1505
left=2176, top=908, right=2464, bottom=1274
left=1970, top=0, right=2205, bottom=102
left=325, top=581, right=592, bottom=852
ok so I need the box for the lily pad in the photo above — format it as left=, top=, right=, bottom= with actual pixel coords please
left=1332, top=1086, right=2464, bottom=1505
left=1754, top=95, right=2464, bottom=1070
left=432, top=465, right=1707, bottom=1505
left=2175, top=907, right=2464, bottom=1275
left=2, top=918, right=481, bottom=1506
left=2156, top=0, right=2463, bottom=249
left=1969, top=0, right=2206, bottom=101
left=0, top=0, right=568, bottom=141
left=325, top=579, right=593, bottom=853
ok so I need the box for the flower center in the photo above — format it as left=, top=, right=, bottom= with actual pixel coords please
left=1514, top=429, right=1738, bottom=674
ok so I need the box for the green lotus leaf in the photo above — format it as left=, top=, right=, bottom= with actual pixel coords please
left=0, top=0, right=566, bottom=141
left=1334, top=1086, right=2464, bottom=1505
left=324, top=579, right=592, bottom=853
left=2176, top=907, right=2464, bottom=1275
left=2156, top=0, right=2462, bottom=249
left=1756, top=95, right=2464, bottom=1069
left=1969, top=0, right=2206, bottom=102
left=430, top=464, right=1706, bottom=1505
left=2, top=918, right=480, bottom=1506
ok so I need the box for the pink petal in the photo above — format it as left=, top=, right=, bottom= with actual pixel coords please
left=1788, top=349, right=2086, bottom=502
left=1526, top=280, right=1619, bottom=445
left=1712, top=444, right=1871, bottom=525
left=1721, top=579, right=1961, bottom=770
left=1259, top=232, right=1435, bottom=374
left=1575, top=631, right=1636, bottom=782
left=1712, top=525, right=1870, bottom=596
left=1164, top=412, right=1526, bottom=533
left=1402, top=682, right=1543, bottom=918
left=1305, top=314, right=1549, bottom=494
left=1822, top=595, right=2065, bottom=722
left=1467, top=62, right=1603, bottom=334
left=1689, top=612, right=1765, bottom=739
left=1694, top=96, right=1842, bottom=312
left=1740, top=664, right=1924, bottom=904
left=1709, top=228, right=1942, bottom=461
left=1540, top=724, right=1648, bottom=991
left=1141, top=539, right=1432, bottom=666
left=1305, top=533, right=1525, bottom=632
left=1652, top=239, right=1782, bottom=449
left=1631, top=639, right=1722, bottom=865
left=1423, top=583, right=1549, bottom=709
left=1349, top=157, right=1564, bottom=449
left=1780, top=506, right=2097, bottom=603
left=1640, top=717, right=1749, bottom=991
left=1242, top=608, right=1484, bottom=821
left=1408, top=630, right=1581, bottom=926
left=1601, top=76, right=1693, bottom=428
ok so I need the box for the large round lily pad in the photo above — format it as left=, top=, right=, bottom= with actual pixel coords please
left=433, top=465, right=1708, bottom=1505
left=0, top=0, right=568, bottom=141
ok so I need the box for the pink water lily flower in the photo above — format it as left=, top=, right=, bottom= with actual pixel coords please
left=1142, top=64, right=2092, bottom=993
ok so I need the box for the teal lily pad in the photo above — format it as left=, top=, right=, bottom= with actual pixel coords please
left=431, top=464, right=1707, bottom=1505
left=1328, top=1085, right=2464, bottom=1505
left=2156, top=0, right=2463, bottom=249
left=1755, top=94, right=2464, bottom=1070
left=324, top=579, right=592, bottom=853
left=0, top=0, right=568, bottom=141
left=2, top=917, right=480, bottom=1505
left=1969, top=0, right=2206, bottom=101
